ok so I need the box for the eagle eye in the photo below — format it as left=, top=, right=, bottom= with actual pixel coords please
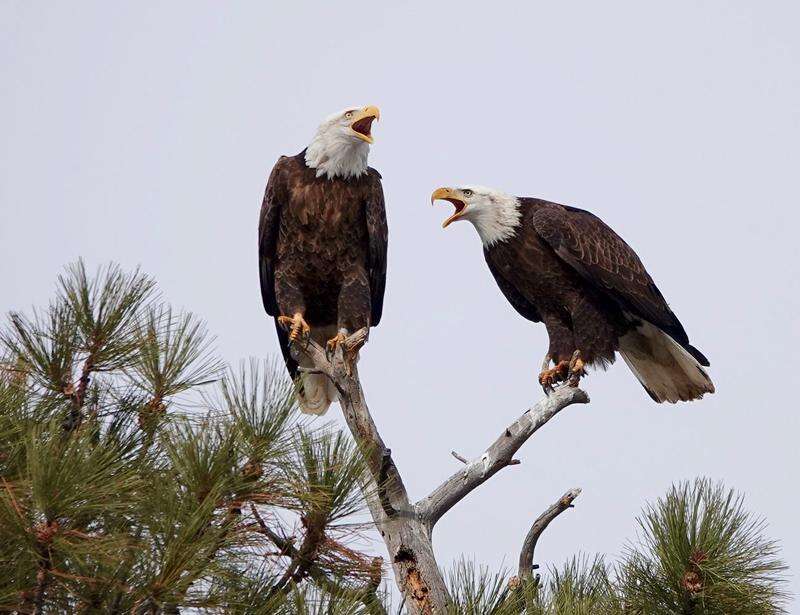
left=345, top=111, right=354, bottom=119
left=463, top=189, right=473, bottom=197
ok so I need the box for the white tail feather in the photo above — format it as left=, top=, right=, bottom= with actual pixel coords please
left=296, top=371, right=338, bottom=415
left=619, top=321, right=714, bottom=403
left=293, top=326, right=339, bottom=415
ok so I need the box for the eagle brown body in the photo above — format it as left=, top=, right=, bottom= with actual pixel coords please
left=433, top=187, right=714, bottom=403
left=259, top=150, right=387, bottom=413
left=485, top=198, right=703, bottom=365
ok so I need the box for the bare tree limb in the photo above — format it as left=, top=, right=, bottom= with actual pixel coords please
left=292, top=331, right=589, bottom=614
left=451, top=451, right=468, bottom=465
left=291, top=331, right=449, bottom=615
left=518, top=488, right=582, bottom=582
left=415, top=387, right=589, bottom=531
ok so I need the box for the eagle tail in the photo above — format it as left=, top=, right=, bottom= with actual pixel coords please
left=619, top=321, right=715, bottom=403
left=296, top=369, right=338, bottom=416
left=275, top=321, right=338, bottom=415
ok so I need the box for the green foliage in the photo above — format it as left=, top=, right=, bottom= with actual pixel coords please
left=445, top=555, right=619, bottom=615
left=445, top=481, right=787, bottom=615
left=58, top=261, right=156, bottom=373
left=619, top=478, right=788, bottom=614
left=0, top=262, right=384, bottom=614
left=0, top=263, right=788, bottom=614
left=445, top=558, right=516, bottom=614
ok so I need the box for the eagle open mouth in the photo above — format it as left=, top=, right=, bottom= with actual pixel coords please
left=351, top=116, right=376, bottom=141
left=441, top=198, right=466, bottom=228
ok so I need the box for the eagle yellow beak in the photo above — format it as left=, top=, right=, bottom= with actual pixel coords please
left=350, top=105, right=380, bottom=143
left=431, top=187, right=467, bottom=228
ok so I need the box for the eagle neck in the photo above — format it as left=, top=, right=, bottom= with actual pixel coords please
left=473, top=194, right=523, bottom=248
left=304, top=132, right=370, bottom=180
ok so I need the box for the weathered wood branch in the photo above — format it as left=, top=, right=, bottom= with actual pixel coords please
left=292, top=331, right=589, bottom=614
left=292, top=331, right=449, bottom=615
left=518, top=488, right=581, bottom=582
left=378, top=449, right=398, bottom=518
left=451, top=451, right=468, bottom=465
left=415, top=387, right=589, bottom=531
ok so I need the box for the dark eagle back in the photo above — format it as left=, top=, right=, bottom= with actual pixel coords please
left=525, top=198, right=708, bottom=365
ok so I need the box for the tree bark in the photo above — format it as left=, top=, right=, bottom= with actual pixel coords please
left=294, top=333, right=449, bottom=614
left=415, top=388, right=589, bottom=530
left=518, top=488, right=581, bottom=582
left=293, top=331, right=589, bottom=614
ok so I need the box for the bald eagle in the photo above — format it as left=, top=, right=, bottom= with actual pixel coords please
left=432, top=186, right=714, bottom=403
left=259, top=106, right=387, bottom=414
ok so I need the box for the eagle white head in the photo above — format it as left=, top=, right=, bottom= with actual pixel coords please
left=304, top=105, right=380, bottom=180
left=431, top=185, right=522, bottom=246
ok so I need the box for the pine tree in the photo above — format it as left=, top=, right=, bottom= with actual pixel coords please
left=0, top=262, right=385, bottom=614
left=442, top=481, right=787, bottom=614
left=0, top=263, right=788, bottom=613
left=617, top=478, right=787, bottom=614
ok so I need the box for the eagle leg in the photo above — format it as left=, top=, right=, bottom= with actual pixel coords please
left=277, top=313, right=311, bottom=344
left=326, top=332, right=348, bottom=359
left=538, top=357, right=570, bottom=395
left=326, top=329, right=366, bottom=375
left=567, top=350, right=586, bottom=387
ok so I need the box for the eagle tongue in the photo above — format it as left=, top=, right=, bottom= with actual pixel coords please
left=352, top=116, right=375, bottom=138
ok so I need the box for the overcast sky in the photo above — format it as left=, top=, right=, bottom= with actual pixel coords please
left=3, top=1, right=799, bottom=608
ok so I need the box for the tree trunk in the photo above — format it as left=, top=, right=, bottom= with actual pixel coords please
left=293, top=331, right=588, bottom=614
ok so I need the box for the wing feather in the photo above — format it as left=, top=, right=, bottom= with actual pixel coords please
left=484, top=249, right=542, bottom=322
left=259, top=156, right=300, bottom=379
left=365, top=169, right=388, bottom=326
left=258, top=157, right=288, bottom=316
left=530, top=202, right=693, bottom=349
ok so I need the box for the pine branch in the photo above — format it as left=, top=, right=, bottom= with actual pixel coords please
left=619, top=478, right=788, bottom=614
left=251, top=504, right=387, bottom=614
left=265, top=511, right=329, bottom=599
left=32, top=520, right=58, bottom=615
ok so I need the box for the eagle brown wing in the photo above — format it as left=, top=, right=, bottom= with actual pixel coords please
left=484, top=250, right=542, bottom=322
left=365, top=169, right=388, bottom=326
left=259, top=156, right=290, bottom=316
left=258, top=156, right=299, bottom=379
left=529, top=201, right=708, bottom=364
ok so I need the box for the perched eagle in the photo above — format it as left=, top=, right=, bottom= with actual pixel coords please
left=259, top=106, right=387, bottom=414
left=432, top=186, right=714, bottom=403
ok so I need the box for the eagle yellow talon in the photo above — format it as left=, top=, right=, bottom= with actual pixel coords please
left=539, top=360, right=570, bottom=394
left=568, top=351, right=585, bottom=387
left=326, top=332, right=347, bottom=355
left=538, top=370, right=556, bottom=393
left=278, top=313, right=310, bottom=343
left=326, top=330, right=364, bottom=374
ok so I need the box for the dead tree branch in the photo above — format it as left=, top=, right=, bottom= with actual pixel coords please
left=292, top=331, right=448, bottom=615
left=451, top=451, right=468, bottom=465
left=518, top=488, right=582, bottom=582
left=292, top=331, right=588, bottom=614
left=415, top=388, right=589, bottom=531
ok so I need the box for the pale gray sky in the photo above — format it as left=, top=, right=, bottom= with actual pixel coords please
left=2, top=1, right=799, bottom=608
